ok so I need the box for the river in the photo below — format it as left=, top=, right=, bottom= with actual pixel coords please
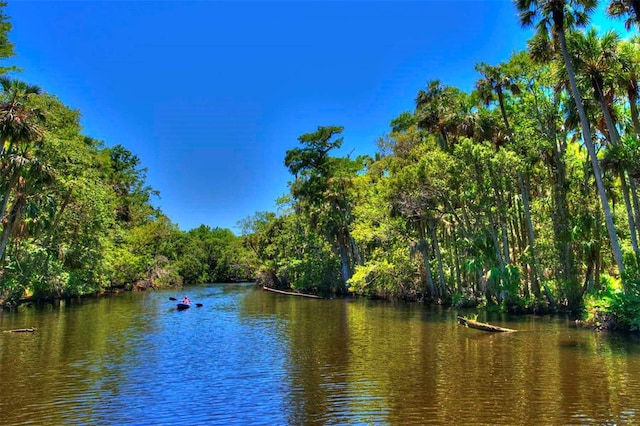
left=1, top=283, right=640, bottom=425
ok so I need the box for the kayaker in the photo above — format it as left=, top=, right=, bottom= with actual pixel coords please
left=182, top=296, right=190, bottom=304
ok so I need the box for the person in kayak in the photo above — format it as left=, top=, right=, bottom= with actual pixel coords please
left=182, top=296, right=190, bottom=304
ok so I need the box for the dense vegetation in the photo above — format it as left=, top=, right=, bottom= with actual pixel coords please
left=243, top=0, right=640, bottom=330
left=0, top=2, right=256, bottom=308
left=5, top=0, right=640, bottom=331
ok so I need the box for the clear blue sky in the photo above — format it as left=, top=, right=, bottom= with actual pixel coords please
left=3, top=1, right=626, bottom=232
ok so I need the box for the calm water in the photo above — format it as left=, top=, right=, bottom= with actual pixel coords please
left=1, top=283, right=640, bottom=425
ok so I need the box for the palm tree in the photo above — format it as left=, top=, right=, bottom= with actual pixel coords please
left=567, top=29, right=640, bottom=259
left=614, top=37, right=640, bottom=245
left=0, top=77, right=44, bottom=262
left=568, top=29, right=621, bottom=143
left=415, top=80, right=450, bottom=150
left=0, top=77, right=42, bottom=158
left=415, top=81, right=472, bottom=150
left=0, top=155, right=52, bottom=264
left=515, top=0, right=626, bottom=286
left=475, top=63, right=521, bottom=138
left=607, top=0, right=640, bottom=30
left=616, top=36, right=640, bottom=136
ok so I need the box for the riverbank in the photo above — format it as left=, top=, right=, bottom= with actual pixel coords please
left=2, top=278, right=256, bottom=312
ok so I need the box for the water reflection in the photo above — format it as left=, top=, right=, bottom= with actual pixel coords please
left=240, top=291, right=640, bottom=425
left=1, top=284, right=640, bottom=425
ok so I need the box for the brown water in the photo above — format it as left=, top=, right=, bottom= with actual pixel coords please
left=1, top=283, right=639, bottom=425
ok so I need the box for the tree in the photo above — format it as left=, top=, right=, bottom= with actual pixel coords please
left=285, top=126, right=364, bottom=291
left=475, top=60, right=542, bottom=297
left=515, top=0, right=625, bottom=292
left=567, top=28, right=640, bottom=260
left=607, top=0, right=640, bottom=30
left=0, top=78, right=44, bottom=263
left=616, top=36, right=640, bottom=137
left=415, top=81, right=476, bottom=150
left=105, top=144, right=157, bottom=224
left=0, top=2, right=16, bottom=75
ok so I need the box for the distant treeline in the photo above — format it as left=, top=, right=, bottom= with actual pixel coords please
left=0, top=2, right=256, bottom=308
left=243, top=2, right=640, bottom=330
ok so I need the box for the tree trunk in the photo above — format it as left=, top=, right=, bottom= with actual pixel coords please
left=595, top=89, right=640, bottom=259
left=337, top=237, right=351, bottom=288
left=476, top=164, right=504, bottom=268
left=0, top=172, right=19, bottom=224
left=550, top=131, right=576, bottom=286
left=452, top=225, right=462, bottom=292
left=496, top=187, right=511, bottom=265
left=0, top=196, right=25, bottom=262
left=621, top=170, right=640, bottom=258
left=558, top=29, right=625, bottom=286
left=417, top=239, right=436, bottom=299
left=629, top=177, right=640, bottom=238
left=488, top=213, right=505, bottom=269
left=519, top=173, right=541, bottom=297
left=350, top=234, right=363, bottom=267
left=628, top=90, right=640, bottom=137
left=431, top=225, right=447, bottom=297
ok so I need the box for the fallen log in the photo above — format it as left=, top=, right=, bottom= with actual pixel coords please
left=3, top=328, right=36, bottom=333
left=457, top=316, right=517, bottom=333
left=262, top=286, right=323, bottom=299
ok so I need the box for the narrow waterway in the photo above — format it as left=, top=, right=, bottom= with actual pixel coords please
left=1, top=283, right=639, bottom=425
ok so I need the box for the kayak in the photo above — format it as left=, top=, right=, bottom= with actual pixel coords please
left=176, top=302, right=191, bottom=310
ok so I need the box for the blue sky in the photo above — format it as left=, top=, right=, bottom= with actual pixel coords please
left=3, top=1, right=628, bottom=232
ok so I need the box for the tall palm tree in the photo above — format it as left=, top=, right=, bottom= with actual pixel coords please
left=616, top=36, right=640, bottom=136
left=567, top=29, right=621, bottom=143
left=567, top=29, right=640, bottom=259
left=475, top=63, right=520, bottom=138
left=607, top=0, right=640, bottom=30
left=614, top=37, right=640, bottom=245
left=515, top=0, right=626, bottom=285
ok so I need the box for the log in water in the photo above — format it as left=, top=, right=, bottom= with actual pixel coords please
left=457, top=316, right=518, bottom=332
left=262, top=286, right=323, bottom=299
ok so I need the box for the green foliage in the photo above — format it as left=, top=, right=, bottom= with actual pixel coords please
left=349, top=259, right=398, bottom=298
left=283, top=125, right=365, bottom=289
left=5, top=0, right=640, bottom=330
left=0, top=2, right=16, bottom=75
left=622, top=249, right=640, bottom=294
left=585, top=273, right=640, bottom=330
left=172, top=225, right=254, bottom=285
left=451, top=289, right=478, bottom=309
left=487, top=264, right=522, bottom=305
left=610, top=291, right=640, bottom=331
left=349, top=244, right=419, bottom=300
left=283, top=245, right=341, bottom=294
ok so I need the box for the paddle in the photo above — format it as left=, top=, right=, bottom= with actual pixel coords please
left=169, top=297, right=203, bottom=307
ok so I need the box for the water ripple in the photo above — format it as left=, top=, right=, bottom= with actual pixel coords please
left=3, top=286, right=640, bottom=425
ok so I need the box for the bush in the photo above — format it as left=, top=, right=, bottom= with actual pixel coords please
left=583, top=274, right=640, bottom=331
